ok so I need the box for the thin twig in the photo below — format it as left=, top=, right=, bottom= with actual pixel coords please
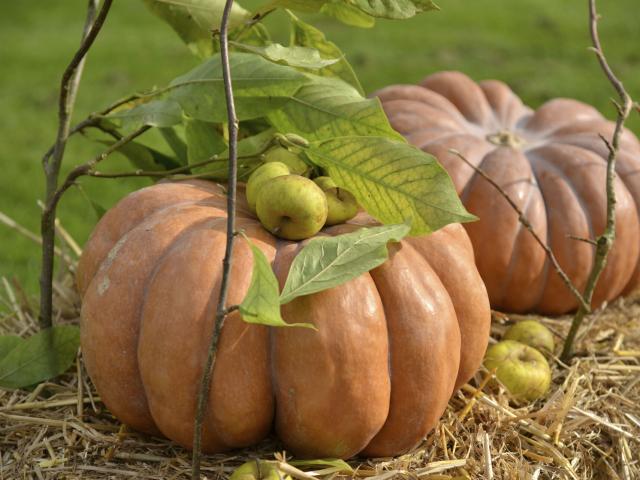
left=560, top=0, right=633, bottom=361
left=191, top=0, right=239, bottom=478
left=39, top=0, right=113, bottom=329
left=449, top=148, right=590, bottom=312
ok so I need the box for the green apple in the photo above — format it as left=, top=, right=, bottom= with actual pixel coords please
left=246, top=161, right=290, bottom=213
left=504, top=320, right=555, bottom=354
left=484, top=340, right=551, bottom=402
left=313, top=176, right=338, bottom=191
left=313, top=176, right=359, bottom=226
left=230, top=460, right=291, bottom=480
left=264, top=146, right=309, bottom=176
left=256, top=175, right=328, bottom=240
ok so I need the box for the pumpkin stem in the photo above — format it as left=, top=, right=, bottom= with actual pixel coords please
left=486, top=130, right=526, bottom=149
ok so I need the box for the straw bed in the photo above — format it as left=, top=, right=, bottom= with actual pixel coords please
left=1, top=270, right=638, bottom=479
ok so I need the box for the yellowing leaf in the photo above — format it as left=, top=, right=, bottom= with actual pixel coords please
left=306, top=136, right=476, bottom=235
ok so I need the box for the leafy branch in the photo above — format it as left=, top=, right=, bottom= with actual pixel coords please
left=561, top=0, right=634, bottom=361
left=191, top=0, right=239, bottom=477
left=40, top=0, right=113, bottom=329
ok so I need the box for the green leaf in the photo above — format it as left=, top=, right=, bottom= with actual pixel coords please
left=76, top=184, right=107, bottom=220
left=159, top=127, right=188, bottom=165
left=0, top=326, right=80, bottom=390
left=231, top=41, right=339, bottom=69
left=142, top=0, right=251, bottom=58
left=320, top=1, right=375, bottom=28
left=106, top=98, right=183, bottom=132
left=268, top=75, right=404, bottom=141
left=349, top=0, right=439, bottom=19
left=168, top=52, right=309, bottom=122
left=288, top=12, right=363, bottom=94
left=272, top=0, right=324, bottom=13
left=101, top=139, right=182, bottom=171
left=279, top=223, right=410, bottom=304
left=240, top=237, right=315, bottom=329
left=306, top=137, right=476, bottom=236
left=0, top=336, right=23, bottom=361
left=185, top=118, right=227, bottom=174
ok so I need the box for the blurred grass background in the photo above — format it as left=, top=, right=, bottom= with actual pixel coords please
left=1, top=0, right=639, bottom=299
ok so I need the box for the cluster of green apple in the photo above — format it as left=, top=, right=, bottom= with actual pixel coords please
left=483, top=320, right=555, bottom=402
left=246, top=146, right=359, bottom=240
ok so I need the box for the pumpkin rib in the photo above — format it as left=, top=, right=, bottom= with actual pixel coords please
left=406, top=223, right=490, bottom=389
left=494, top=172, right=548, bottom=312
left=81, top=206, right=228, bottom=435
left=362, top=241, right=460, bottom=457
left=528, top=144, right=640, bottom=309
left=374, top=84, right=467, bottom=122
left=528, top=150, right=601, bottom=312
left=462, top=148, right=547, bottom=308
left=77, top=182, right=227, bottom=295
left=420, top=71, right=495, bottom=128
left=523, top=98, right=603, bottom=135
left=138, top=218, right=274, bottom=453
left=272, top=240, right=391, bottom=459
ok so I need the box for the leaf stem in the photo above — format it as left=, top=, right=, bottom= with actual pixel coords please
left=191, top=0, right=239, bottom=477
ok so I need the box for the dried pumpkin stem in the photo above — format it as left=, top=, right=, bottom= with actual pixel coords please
left=560, top=0, right=634, bottom=362
left=39, top=0, right=112, bottom=329
left=191, top=1, right=239, bottom=478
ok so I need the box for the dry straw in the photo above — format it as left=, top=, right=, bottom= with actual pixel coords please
left=1, top=234, right=639, bottom=479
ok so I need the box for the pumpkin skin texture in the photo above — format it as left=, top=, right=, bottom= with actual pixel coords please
left=375, top=71, right=640, bottom=315
left=78, top=179, right=490, bottom=459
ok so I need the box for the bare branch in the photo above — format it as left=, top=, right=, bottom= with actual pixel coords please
left=561, top=0, right=634, bottom=361
left=191, top=1, right=240, bottom=477
left=448, top=149, right=590, bottom=312
left=39, top=0, right=113, bottom=328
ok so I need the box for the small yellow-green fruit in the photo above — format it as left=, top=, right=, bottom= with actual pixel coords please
left=313, top=176, right=338, bottom=191
left=230, top=460, right=291, bottom=480
left=313, top=176, right=359, bottom=226
left=256, top=175, right=328, bottom=240
left=504, top=320, right=555, bottom=354
left=246, top=161, right=290, bottom=212
left=484, top=340, right=551, bottom=402
left=264, top=146, right=309, bottom=176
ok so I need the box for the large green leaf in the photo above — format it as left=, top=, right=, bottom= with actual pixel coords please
left=279, top=223, right=410, bottom=304
left=306, top=137, right=476, bottom=235
left=185, top=118, right=227, bottom=174
left=320, top=1, right=375, bottom=28
left=0, top=326, right=80, bottom=389
left=268, top=75, right=403, bottom=141
left=231, top=42, right=339, bottom=70
left=288, top=13, right=363, bottom=93
left=142, top=0, right=251, bottom=58
left=349, top=0, right=439, bottom=19
left=101, top=139, right=182, bottom=171
left=240, top=238, right=314, bottom=329
left=106, top=99, right=183, bottom=132
left=0, top=336, right=22, bottom=361
left=159, top=127, right=188, bottom=165
left=275, top=0, right=437, bottom=19
left=168, top=52, right=310, bottom=122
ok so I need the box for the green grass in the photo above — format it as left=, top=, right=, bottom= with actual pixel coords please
left=1, top=0, right=639, bottom=299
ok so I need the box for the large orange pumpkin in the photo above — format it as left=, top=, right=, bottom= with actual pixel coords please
left=77, top=179, right=490, bottom=459
left=376, top=71, right=640, bottom=314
